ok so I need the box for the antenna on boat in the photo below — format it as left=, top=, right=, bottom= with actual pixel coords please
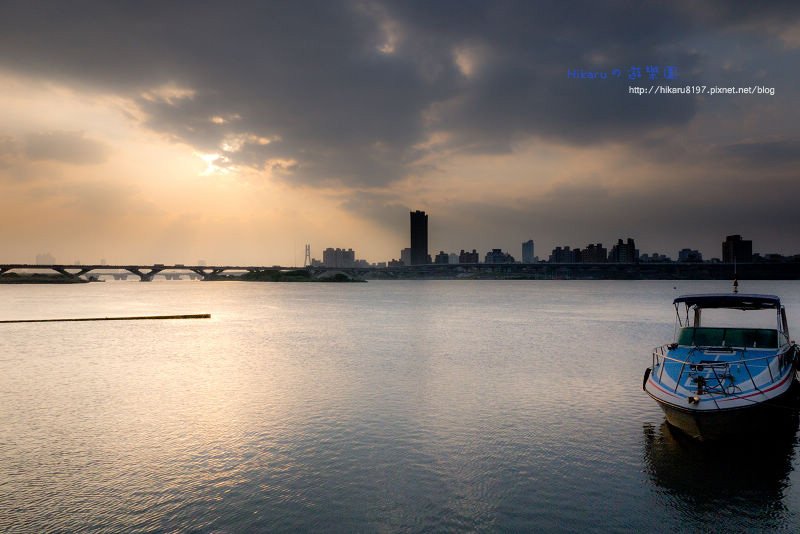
left=733, top=255, right=738, bottom=294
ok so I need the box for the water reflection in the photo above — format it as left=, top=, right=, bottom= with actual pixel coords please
left=643, top=413, right=799, bottom=529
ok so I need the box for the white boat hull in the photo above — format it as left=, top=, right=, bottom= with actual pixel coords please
left=645, top=371, right=798, bottom=440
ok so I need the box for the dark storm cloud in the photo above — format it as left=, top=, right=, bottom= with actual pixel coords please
left=338, top=190, right=409, bottom=232
left=25, top=131, right=109, bottom=165
left=431, top=172, right=800, bottom=257
left=0, top=1, right=799, bottom=186
left=715, top=140, right=800, bottom=168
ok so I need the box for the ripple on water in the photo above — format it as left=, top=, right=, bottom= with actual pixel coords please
left=2, top=280, right=800, bottom=531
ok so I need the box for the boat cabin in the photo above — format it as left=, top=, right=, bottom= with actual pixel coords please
left=673, top=294, right=791, bottom=349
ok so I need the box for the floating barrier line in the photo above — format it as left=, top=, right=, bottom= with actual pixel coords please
left=0, top=314, right=211, bottom=324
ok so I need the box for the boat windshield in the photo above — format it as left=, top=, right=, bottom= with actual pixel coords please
left=671, top=293, right=790, bottom=347
left=677, top=327, right=778, bottom=348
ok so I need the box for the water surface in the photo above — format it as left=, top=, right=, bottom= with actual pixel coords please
left=2, top=280, right=800, bottom=532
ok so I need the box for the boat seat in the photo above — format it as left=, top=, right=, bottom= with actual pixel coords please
left=678, top=327, right=778, bottom=348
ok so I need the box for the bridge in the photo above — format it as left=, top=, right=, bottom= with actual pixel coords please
left=0, top=262, right=549, bottom=281
left=0, top=264, right=299, bottom=282
left=0, top=262, right=575, bottom=281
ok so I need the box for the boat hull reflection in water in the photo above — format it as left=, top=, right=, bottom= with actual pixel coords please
left=643, top=416, right=799, bottom=530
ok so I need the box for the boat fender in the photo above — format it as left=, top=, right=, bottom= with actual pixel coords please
left=642, top=368, right=651, bottom=391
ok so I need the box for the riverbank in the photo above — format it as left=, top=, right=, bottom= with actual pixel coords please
left=207, top=269, right=366, bottom=283
left=0, top=273, right=88, bottom=284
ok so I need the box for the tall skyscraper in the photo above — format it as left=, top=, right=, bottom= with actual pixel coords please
left=522, top=240, right=535, bottom=263
left=410, top=210, right=429, bottom=265
left=722, top=235, right=753, bottom=263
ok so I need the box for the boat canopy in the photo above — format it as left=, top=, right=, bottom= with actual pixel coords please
left=673, top=293, right=781, bottom=310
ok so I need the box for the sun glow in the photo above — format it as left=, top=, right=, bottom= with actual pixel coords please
left=196, top=152, right=231, bottom=175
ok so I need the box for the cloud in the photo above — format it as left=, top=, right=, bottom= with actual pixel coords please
left=0, top=135, right=18, bottom=168
left=1, top=1, right=797, bottom=187
left=338, top=190, right=409, bottom=233
left=714, top=140, right=800, bottom=168
left=25, top=130, right=109, bottom=165
left=427, top=171, right=800, bottom=257
left=0, top=135, right=16, bottom=154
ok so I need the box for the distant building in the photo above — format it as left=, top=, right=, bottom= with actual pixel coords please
left=35, top=253, right=55, bottom=265
left=448, top=253, right=459, bottom=264
left=485, top=249, right=515, bottom=264
left=753, top=253, right=791, bottom=264
left=580, top=243, right=607, bottom=263
left=410, top=210, right=429, bottom=265
left=640, top=252, right=671, bottom=263
left=388, top=259, right=404, bottom=267
left=522, top=240, right=535, bottom=263
left=678, top=248, right=703, bottom=262
left=608, top=238, right=639, bottom=263
left=459, top=249, right=480, bottom=264
left=549, top=246, right=578, bottom=263
left=434, top=251, right=449, bottom=264
left=322, top=248, right=355, bottom=268
left=722, top=234, right=753, bottom=263
left=400, top=247, right=412, bottom=266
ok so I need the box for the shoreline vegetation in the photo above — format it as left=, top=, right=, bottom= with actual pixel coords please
left=0, top=273, right=89, bottom=284
left=210, top=269, right=366, bottom=283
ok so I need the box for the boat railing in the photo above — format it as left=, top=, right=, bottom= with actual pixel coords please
left=650, top=344, right=793, bottom=392
left=651, top=344, right=788, bottom=368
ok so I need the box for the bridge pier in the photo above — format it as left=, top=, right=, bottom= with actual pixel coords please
left=52, top=267, right=93, bottom=278
left=126, top=268, right=164, bottom=282
left=190, top=268, right=226, bottom=281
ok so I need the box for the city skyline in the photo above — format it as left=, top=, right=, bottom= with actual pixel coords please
left=0, top=2, right=799, bottom=265
left=17, top=222, right=795, bottom=268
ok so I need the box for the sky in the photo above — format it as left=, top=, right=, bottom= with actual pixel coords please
left=0, top=0, right=799, bottom=265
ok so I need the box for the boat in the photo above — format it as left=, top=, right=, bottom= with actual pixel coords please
left=643, top=293, right=799, bottom=440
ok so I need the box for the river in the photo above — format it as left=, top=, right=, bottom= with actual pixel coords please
left=2, top=280, right=800, bottom=531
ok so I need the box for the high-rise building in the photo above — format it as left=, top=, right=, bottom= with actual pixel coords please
left=608, top=238, right=639, bottom=263
left=522, top=240, right=535, bottom=263
left=548, top=246, right=579, bottom=263
left=400, top=248, right=412, bottom=266
left=722, top=235, right=753, bottom=263
left=581, top=243, right=607, bottom=263
left=459, top=249, right=480, bottom=264
left=322, top=248, right=356, bottom=268
left=485, top=249, right=515, bottom=264
left=410, top=210, right=429, bottom=265
left=678, top=248, right=703, bottom=262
